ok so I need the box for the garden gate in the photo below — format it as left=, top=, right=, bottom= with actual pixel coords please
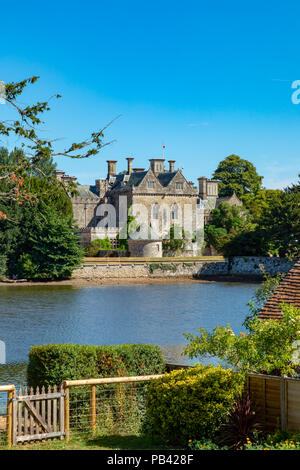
left=12, top=385, right=65, bottom=444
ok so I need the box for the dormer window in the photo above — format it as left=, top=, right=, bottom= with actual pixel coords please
left=175, top=182, right=183, bottom=190
left=148, top=181, right=155, bottom=188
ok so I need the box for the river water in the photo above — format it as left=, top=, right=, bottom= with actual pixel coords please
left=0, top=282, right=258, bottom=385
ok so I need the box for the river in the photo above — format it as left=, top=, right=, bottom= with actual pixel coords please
left=0, top=281, right=258, bottom=385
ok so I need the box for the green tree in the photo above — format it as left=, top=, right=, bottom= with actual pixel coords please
left=0, top=174, right=81, bottom=279
left=213, top=155, right=263, bottom=198
left=16, top=205, right=83, bottom=280
left=184, top=303, right=300, bottom=376
left=0, top=146, right=56, bottom=177
left=0, top=76, right=112, bottom=217
left=242, top=189, right=283, bottom=222
left=204, top=202, right=256, bottom=255
left=259, top=190, right=300, bottom=258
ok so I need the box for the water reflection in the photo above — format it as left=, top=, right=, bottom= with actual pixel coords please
left=0, top=282, right=257, bottom=384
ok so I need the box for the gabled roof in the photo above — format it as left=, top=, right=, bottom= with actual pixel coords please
left=157, top=172, right=177, bottom=187
left=127, top=171, right=148, bottom=187
left=216, top=192, right=243, bottom=207
left=259, top=259, right=300, bottom=319
left=75, top=185, right=99, bottom=199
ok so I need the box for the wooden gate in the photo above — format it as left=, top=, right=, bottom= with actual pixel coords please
left=12, top=385, right=65, bottom=444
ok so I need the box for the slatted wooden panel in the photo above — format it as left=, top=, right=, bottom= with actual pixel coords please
left=248, top=374, right=300, bottom=432
left=247, top=375, right=281, bottom=431
left=12, top=385, right=65, bottom=444
left=286, top=379, right=300, bottom=431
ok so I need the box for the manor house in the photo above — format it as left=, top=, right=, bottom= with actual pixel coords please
left=54, top=157, right=238, bottom=251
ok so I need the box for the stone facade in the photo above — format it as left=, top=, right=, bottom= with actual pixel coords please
left=55, top=159, right=242, bottom=255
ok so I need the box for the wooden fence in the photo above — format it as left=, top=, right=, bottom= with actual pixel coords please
left=1, top=371, right=300, bottom=446
left=246, top=373, right=300, bottom=432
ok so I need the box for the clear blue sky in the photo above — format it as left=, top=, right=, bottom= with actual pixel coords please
left=1, top=0, right=300, bottom=189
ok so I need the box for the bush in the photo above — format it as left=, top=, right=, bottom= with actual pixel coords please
left=27, top=343, right=165, bottom=387
left=144, top=364, right=244, bottom=445
left=0, top=254, right=6, bottom=277
left=85, top=238, right=112, bottom=257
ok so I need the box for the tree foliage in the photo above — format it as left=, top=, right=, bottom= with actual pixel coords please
left=213, top=154, right=263, bottom=198
left=0, top=76, right=113, bottom=217
left=184, top=303, right=300, bottom=377
left=0, top=146, right=56, bottom=178
left=0, top=172, right=81, bottom=279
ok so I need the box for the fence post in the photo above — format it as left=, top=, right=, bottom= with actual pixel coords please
left=64, top=383, right=70, bottom=443
left=91, top=385, right=96, bottom=435
left=280, top=375, right=286, bottom=431
left=6, top=388, right=14, bottom=447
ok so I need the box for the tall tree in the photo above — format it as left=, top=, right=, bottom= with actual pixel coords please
left=0, top=76, right=114, bottom=218
left=0, top=146, right=57, bottom=177
left=213, top=154, right=263, bottom=198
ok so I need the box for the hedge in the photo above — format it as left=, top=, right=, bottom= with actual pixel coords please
left=144, top=364, right=244, bottom=445
left=27, top=343, right=165, bottom=387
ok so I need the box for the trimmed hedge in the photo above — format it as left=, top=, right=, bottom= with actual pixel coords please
left=144, top=364, right=244, bottom=445
left=27, top=343, right=165, bottom=387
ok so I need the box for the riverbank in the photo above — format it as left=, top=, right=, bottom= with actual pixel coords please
left=0, top=275, right=211, bottom=287
left=0, top=274, right=264, bottom=287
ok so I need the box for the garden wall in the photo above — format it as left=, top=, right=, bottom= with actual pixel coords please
left=73, top=256, right=293, bottom=280
left=72, top=260, right=211, bottom=279
left=196, top=256, right=294, bottom=278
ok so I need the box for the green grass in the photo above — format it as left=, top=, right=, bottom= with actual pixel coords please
left=4, top=434, right=180, bottom=451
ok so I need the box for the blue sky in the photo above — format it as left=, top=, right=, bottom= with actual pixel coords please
left=1, top=0, right=300, bottom=188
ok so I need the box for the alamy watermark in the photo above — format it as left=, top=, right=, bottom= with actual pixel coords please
left=94, top=197, right=205, bottom=244
left=291, top=80, right=300, bottom=104
left=0, top=340, right=6, bottom=364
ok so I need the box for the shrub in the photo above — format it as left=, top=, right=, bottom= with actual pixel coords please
left=144, top=364, right=244, bottom=445
left=85, top=238, right=112, bottom=257
left=184, top=304, right=300, bottom=376
left=218, top=391, right=260, bottom=449
left=27, top=343, right=165, bottom=387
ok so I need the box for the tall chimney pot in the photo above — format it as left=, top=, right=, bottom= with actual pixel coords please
left=107, top=160, right=117, bottom=179
left=168, top=160, right=176, bottom=172
left=126, top=157, right=134, bottom=175
left=198, top=177, right=207, bottom=200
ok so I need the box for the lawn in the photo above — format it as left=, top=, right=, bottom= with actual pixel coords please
left=4, top=434, right=179, bottom=451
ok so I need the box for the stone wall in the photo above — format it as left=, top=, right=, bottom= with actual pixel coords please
left=197, top=256, right=294, bottom=277
left=72, top=256, right=294, bottom=280
left=127, top=240, right=163, bottom=257
left=73, top=260, right=208, bottom=279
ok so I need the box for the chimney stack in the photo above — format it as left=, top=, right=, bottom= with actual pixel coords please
left=168, top=160, right=175, bottom=172
left=198, top=177, right=207, bottom=200
left=149, top=159, right=165, bottom=174
left=126, top=157, right=134, bottom=175
left=107, top=160, right=117, bottom=179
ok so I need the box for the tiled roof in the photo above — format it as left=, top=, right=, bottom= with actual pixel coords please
left=258, top=259, right=300, bottom=319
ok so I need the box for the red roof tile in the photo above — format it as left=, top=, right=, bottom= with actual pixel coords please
left=258, top=259, right=300, bottom=320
